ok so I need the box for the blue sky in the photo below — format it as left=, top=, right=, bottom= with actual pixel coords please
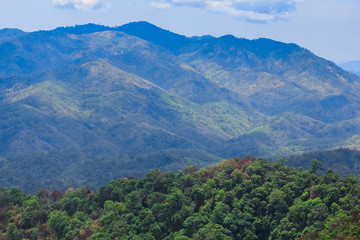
left=0, top=0, right=359, bottom=63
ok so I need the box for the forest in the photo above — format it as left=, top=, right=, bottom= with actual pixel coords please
left=1, top=156, right=360, bottom=239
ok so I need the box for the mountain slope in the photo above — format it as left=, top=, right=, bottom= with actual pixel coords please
left=286, top=148, right=360, bottom=177
left=0, top=58, right=257, bottom=191
left=179, top=35, right=360, bottom=122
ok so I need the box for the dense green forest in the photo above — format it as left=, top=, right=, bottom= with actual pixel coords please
left=1, top=157, right=360, bottom=239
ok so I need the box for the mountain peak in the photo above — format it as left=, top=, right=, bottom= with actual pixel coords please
left=0, top=28, right=25, bottom=38
left=118, top=21, right=191, bottom=53
left=52, top=23, right=113, bottom=35
left=119, top=21, right=160, bottom=30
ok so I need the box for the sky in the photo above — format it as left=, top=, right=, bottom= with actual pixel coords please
left=0, top=0, right=359, bottom=63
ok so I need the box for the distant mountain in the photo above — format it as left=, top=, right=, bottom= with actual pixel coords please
left=1, top=22, right=360, bottom=192
left=339, top=60, right=360, bottom=77
left=286, top=148, right=360, bottom=177
left=0, top=28, right=24, bottom=38
left=118, top=21, right=191, bottom=53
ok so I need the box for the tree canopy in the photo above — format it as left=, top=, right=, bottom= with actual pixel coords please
left=0, top=156, right=360, bottom=239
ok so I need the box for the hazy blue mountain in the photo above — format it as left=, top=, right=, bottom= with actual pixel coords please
left=1, top=21, right=360, bottom=192
left=0, top=28, right=24, bottom=38
left=286, top=148, right=360, bottom=177
left=118, top=21, right=191, bottom=53
left=340, top=60, right=360, bottom=77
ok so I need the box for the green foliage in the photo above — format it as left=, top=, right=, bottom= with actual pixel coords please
left=317, top=211, right=360, bottom=239
left=0, top=157, right=360, bottom=239
left=47, top=210, right=71, bottom=238
left=6, top=223, right=21, bottom=240
left=310, top=159, right=323, bottom=174
left=8, top=188, right=26, bottom=206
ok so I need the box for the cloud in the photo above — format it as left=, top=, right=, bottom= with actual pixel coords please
left=150, top=0, right=301, bottom=22
left=151, top=1, right=171, bottom=9
left=53, top=0, right=111, bottom=11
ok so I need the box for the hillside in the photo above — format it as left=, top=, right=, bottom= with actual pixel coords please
left=286, top=148, right=360, bottom=177
left=1, top=22, right=360, bottom=191
left=1, top=158, right=360, bottom=239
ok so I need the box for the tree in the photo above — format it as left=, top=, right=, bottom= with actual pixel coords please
left=268, top=189, right=288, bottom=221
left=192, top=223, right=232, bottom=240
left=310, top=159, right=323, bottom=174
left=8, top=188, right=26, bottom=206
left=21, top=196, right=42, bottom=229
left=183, top=214, right=209, bottom=237
left=47, top=210, right=71, bottom=238
left=6, top=222, right=21, bottom=240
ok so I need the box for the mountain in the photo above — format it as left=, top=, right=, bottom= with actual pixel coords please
left=180, top=36, right=360, bottom=122
left=0, top=28, right=24, bottom=38
left=1, top=22, right=360, bottom=192
left=285, top=148, right=360, bottom=177
left=339, top=60, right=360, bottom=77
left=118, top=21, right=191, bottom=53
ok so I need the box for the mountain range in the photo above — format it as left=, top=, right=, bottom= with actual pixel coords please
left=1, top=22, right=360, bottom=192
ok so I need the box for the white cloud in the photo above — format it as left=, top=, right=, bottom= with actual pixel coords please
left=150, top=0, right=301, bottom=22
left=151, top=1, right=171, bottom=9
left=53, top=0, right=110, bottom=10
